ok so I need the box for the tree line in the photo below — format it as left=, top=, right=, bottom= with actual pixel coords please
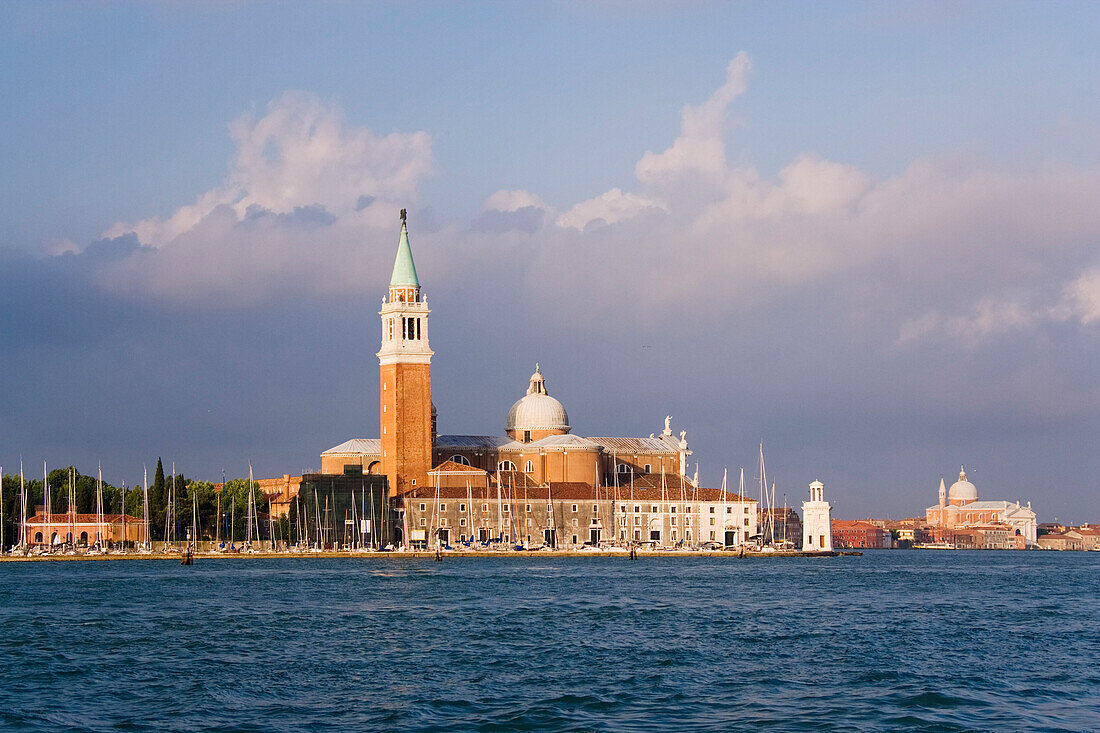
left=0, top=458, right=278, bottom=549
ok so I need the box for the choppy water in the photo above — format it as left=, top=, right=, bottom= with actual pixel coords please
left=0, top=551, right=1097, bottom=731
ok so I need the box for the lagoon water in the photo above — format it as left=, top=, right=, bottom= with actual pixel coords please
left=0, top=552, right=1097, bottom=731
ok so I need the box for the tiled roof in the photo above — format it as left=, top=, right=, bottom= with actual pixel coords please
left=586, top=437, right=679, bottom=454
left=322, top=438, right=381, bottom=455
left=398, top=483, right=753, bottom=504
left=430, top=460, right=488, bottom=474
left=25, top=513, right=138, bottom=524
left=525, top=434, right=600, bottom=451
left=434, top=435, right=521, bottom=450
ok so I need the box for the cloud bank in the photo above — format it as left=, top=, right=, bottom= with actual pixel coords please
left=7, top=54, right=1100, bottom=518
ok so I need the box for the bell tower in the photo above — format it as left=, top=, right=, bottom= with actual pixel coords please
left=378, top=210, right=433, bottom=496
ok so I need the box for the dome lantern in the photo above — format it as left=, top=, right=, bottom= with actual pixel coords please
left=506, top=365, right=570, bottom=442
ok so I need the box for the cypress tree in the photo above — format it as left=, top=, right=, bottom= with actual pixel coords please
left=150, top=458, right=166, bottom=541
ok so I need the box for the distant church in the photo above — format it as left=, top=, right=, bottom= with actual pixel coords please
left=925, top=467, right=1037, bottom=546
left=318, top=214, right=758, bottom=548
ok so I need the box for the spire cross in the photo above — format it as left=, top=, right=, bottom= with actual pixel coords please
left=400, top=208, right=407, bottom=224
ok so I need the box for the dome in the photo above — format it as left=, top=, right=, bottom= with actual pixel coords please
left=948, top=466, right=978, bottom=503
left=505, top=366, right=570, bottom=433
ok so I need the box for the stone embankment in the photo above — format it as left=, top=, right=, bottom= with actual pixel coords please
left=1, top=549, right=860, bottom=561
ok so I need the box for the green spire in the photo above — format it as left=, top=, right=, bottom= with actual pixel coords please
left=389, top=211, right=420, bottom=287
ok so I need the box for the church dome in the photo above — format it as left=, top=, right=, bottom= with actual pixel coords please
left=506, top=366, right=570, bottom=433
left=948, top=466, right=978, bottom=503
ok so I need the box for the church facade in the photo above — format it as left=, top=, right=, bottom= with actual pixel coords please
left=925, top=467, right=1038, bottom=546
left=320, top=215, right=756, bottom=547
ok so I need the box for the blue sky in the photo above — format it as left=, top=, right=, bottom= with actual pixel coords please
left=2, top=1, right=1099, bottom=521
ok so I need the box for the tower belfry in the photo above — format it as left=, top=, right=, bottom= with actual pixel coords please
left=378, top=212, right=433, bottom=496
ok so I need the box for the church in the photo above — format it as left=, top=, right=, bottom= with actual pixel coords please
left=925, top=467, right=1038, bottom=546
left=318, top=214, right=757, bottom=548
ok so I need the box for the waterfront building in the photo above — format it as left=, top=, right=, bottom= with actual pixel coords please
left=317, top=214, right=753, bottom=546
left=22, top=510, right=144, bottom=547
left=831, top=520, right=888, bottom=549
left=925, top=467, right=1037, bottom=546
left=401, top=470, right=756, bottom=548
left=759, top=506, right=802, bottom=548
left=1037, top=527, right=1100, bottom=551
left=801, top=480, right=833, bottom=551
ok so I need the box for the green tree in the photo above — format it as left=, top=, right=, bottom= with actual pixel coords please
left=149, top=458, right=166, bottom=541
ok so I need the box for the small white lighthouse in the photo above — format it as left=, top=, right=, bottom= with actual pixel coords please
left=802, top=480, right=833, bottom=552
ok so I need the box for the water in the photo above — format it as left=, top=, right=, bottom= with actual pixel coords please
left=0, top=552, right=1097, bottom=731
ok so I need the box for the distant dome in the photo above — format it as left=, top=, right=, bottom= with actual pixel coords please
left=505, top=366, right=570, bottom=433
left=948, top=466, right=978, bottom=503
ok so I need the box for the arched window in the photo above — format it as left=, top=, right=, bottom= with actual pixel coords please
left=449, top=455, right=472, bottom=466
left=498, top=460, right=516, bottom=471
left=366, top=461, right=381, bottom=475
left=80, top=531, right=88, bottom=544
left=524, top=460, right=534, bottom=473
left=617, top=463, right=629, bottom=474
left=34, top=532, right=43, bottom=543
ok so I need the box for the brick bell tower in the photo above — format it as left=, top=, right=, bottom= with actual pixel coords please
left=378, top=210, right=433, bottom=496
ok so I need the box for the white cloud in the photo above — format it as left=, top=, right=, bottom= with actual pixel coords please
left=636, top=52, right=751, bottom=189
left=1054, top=267, right=1100, bottom=325
left=483, top=189, right=550, bottom=213
left=555, top=188, right=667, bottom=230
left=105, top=91, right=433, bottom=247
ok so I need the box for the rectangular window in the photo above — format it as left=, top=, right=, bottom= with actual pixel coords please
left=709, top=518, right=715, bottom=526
left=483, top=504, right=489, bottom=512
left=416, top=318, right=421, bottom=340
left=634, top=505, right=640, bottom=513
left=709, top=507, right=715, bottom=514
left=644, top=464, right=651, bottom=473
left=419, top=518, right=426, bottom=526
left=651, top=505, right=658, bottom=513
left=686, top=506, right=692, bottom=513
left=419, top=503, right=426, bottom=511
left=592, top=504, right=598, bottom=513
left=502, top=505, right=510, bottom=513
left=744, top=506, right=749, bottom=513
left=460, top=518, right=466, bottom=527
left=571, top=504, right=578, bottom=512
left=460, top=503, right=466, bottom=512
left=670, top=517, right=677, bottom=526
left=525, top=504, right=531, bottom=512
left=439, top=503, right=446, bottom=512
left=572, top=535, right=578, bottom=545
left=620, top=505, right=626, bottom=513
left=670, top=506, right=677, bottom=513
left=634, top=516, right=641, bottom=526
left=710, top=531, right=715, bottom=540
left=547, top=504, right=552, bottom=512
left=820, top=535, right=825, bottom=546
left=744, top=518, right=749, bottom=526
left=440, top=518, right=448, bottom=527
left=572, top=519, right=578, bottom=527
left=727, top=507, right=732, bottom=514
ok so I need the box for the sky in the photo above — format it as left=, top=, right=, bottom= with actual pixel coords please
left=1, top=1, right=1099, bottom=522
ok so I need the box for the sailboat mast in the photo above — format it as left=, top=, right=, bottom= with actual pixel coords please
left=44, top=461, right=51, bottom=549
left=738, top=468, right=745, bottom=545
left=97, top=462, right=105, bottom=548
left=721, top=469, right=728, bottom=546
left=495, top=469, right=503, bottom=541
left=143, top=466, right=149, bottom=548
left=20, top=460, right=26, bottom=550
